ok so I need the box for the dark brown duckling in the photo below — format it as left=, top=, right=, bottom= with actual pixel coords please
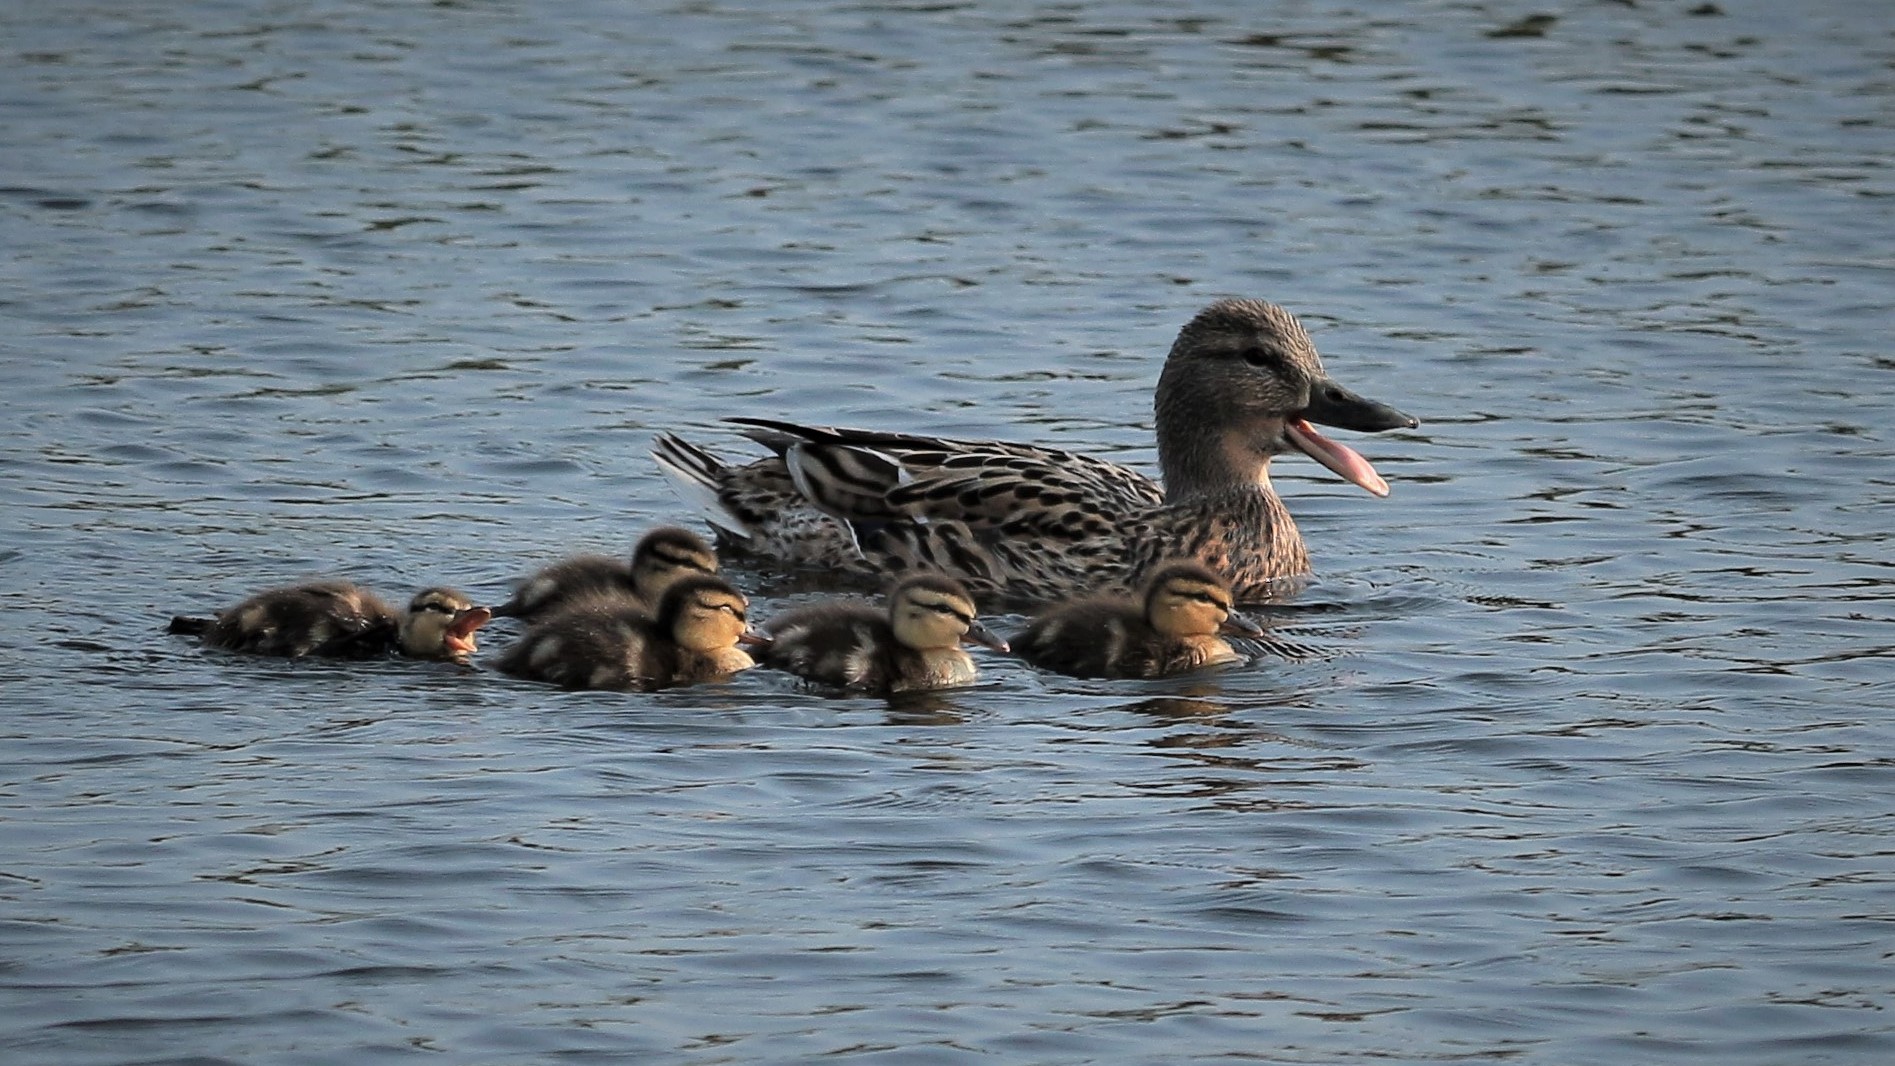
left=1013, top=560, right=1262, bottom=679
left=492, top=525, right=718, bottom=621
left=495, top=574, right=761, bottom=691
left=757, top=574, right=1009, bottom=694
left=169, top=583, right=492, bottom=662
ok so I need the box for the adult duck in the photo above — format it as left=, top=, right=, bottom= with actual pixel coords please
left=652, top=298, right=1417, bottom=604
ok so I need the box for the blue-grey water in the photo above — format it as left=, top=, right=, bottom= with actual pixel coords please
left=3, top=1, right=1891, bottom=1062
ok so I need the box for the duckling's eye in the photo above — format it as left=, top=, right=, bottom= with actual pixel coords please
left=417, top=602, right=454, bottom=615
left=1239, top=345, right=1273, bottom=368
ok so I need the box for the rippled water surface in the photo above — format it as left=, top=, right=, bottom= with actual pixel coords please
left=4, top=1, right=1892, bottom=1062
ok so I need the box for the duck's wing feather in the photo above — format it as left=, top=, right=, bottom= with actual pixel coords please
left=725, top=417, right=1164, bottom=538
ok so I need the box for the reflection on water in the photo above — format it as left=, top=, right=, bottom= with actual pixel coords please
left=3, top=0, right=1892, bottom=1063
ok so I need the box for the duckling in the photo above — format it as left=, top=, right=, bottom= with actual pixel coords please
left=492, top=525, right=718, bottom=621
left=495, top=574, right=760, bottom=690
left=169, top=582, right=491, bottom=662
left=758, top=574, right=1009, bottom=694
left=653, top=298, right=1418, bottom=605
left=1013, top=560, right=1264, bottom=679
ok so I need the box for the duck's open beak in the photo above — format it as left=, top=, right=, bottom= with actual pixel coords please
left=739, top=626, right=773, bottom=648
left=444, top=606, right=493, bottom=657
left=1220, top=609, right=1265, bottom=639
left=1288, top=379, right=1417, bottom=498
left=964, top=620, right=1010, bottom=654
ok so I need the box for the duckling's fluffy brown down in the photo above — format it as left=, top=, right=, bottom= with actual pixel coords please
left=169, top=583, right=489, bottom=661
left=1013, top=560, right=1258, bottom=679
left=758, top=574, right=1006, bottom=694
left=496, top=575, right=755, bottom=691
left=493, top=526, right=718, bottom=621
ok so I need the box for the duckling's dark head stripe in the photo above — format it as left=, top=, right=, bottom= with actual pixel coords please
left=1175, top=587, right=1229, bottom=610
left=917, top=597, right=974, bottom=626
left=650, top=546, right=713, bottom=573
left=894, top=574, right=980, bottom=625
left=409, top=588, right=470, bottom=613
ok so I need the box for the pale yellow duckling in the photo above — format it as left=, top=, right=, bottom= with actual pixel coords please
left=169, top=583, right=491, bottom=662
left=1013, top=560, right=1263, bottom=679
left=758, top=574, right=1009, bottom=694
left=495, top=574, right=760, bottom=691
left=493, top=525, right=718, bottom=621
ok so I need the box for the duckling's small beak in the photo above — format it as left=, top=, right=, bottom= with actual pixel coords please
left=444, top=606, right=493, bottom=656
left=1289, top=379, right=1416, bottom=499
left=739, top=626, right=773, bottom=648
left=1219, top=609, right=1265, bottom=639
left=964, top=620, right=1010, bottom=654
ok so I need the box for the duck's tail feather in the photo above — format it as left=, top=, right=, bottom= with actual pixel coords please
left=650, top=432, right=757, bottom=544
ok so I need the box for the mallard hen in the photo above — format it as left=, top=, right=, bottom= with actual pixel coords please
left=757, top=573, right=1008, bottom=694
left=1013, top=559, right=1263, bottom=679
left=495, top=574, right=760, bottom=691
left=652, top=298, right=1416, bottom=604
left=492, top=525, right=718, bottom=621
left=169, top=583, right=491, bottom=662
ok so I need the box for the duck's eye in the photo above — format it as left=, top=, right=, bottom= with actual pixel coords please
left=1239, top=346, right=1272, bottom=368
left=417, top=602, right=454, bottom=615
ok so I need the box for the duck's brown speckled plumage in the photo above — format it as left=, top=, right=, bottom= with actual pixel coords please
left=495, top=575, right=756, bottom=691
left=653, top=299, right=1417, bottom=605
left=493, top=526, right=718, bottom=621
left=169, top=583, right=490, bottom=662
left=758, top=574, right=1008, bottom=694
left=1014, top=560, right=1264, bottom=679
